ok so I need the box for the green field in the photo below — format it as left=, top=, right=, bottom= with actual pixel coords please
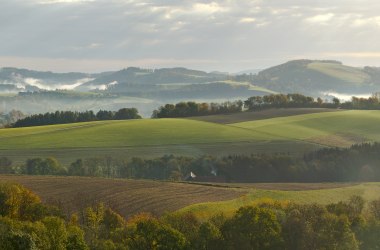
left=0, top=119, right=270, bottom=149
left=231, top=110, right=380, bottom=147
left=178, top=182, right=380, bottom=220
left=1, top=110, right=380, bottom=164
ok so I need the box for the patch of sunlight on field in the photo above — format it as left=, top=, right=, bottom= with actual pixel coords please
left=231, top=110, right=380, bottom=146
left=177, top=183, right=380, bottom=220
left=308, top=62, right=370, bottom=84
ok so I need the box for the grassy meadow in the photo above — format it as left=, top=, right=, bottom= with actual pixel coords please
left=178, top=182, right=380, bottom=220
left=231, top=110, right=380, bottom=147
left=0, top=119, right=269, bottom=149
left=0, top=109, right=380, bottom=164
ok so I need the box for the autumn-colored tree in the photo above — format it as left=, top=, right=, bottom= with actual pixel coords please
left=127, top=214, right=187, bottom=250
left=0, top=183, right=40, bottom=220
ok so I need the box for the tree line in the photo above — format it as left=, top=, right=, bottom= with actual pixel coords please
left=2, top=142, right=380, bottom=182
left=151, top=93, right=331, bottom=118
left=1, top=182, right=379, bottom=249
left=243, top=93, right=338, bottom=110
left=152, top=93, right=380, bottom=118
left=245, top=93, right=380, bottom=111
left=12, top=108, right=141, bottom=127
left=152, top=100, right=243, bottom=118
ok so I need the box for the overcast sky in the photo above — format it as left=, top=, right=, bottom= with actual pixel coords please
left=1, top=0, right=380, bottom=73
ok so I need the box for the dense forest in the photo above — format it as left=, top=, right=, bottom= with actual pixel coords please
left=12, top=108, right=141, bottom=127
left=1, top=143, right=380, bottom=183
left=0, top=182, right=379, bottom=249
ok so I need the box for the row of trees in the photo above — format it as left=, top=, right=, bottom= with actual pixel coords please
left=1, top=182, right=380, bottom=249
left=151, top=93, right=340, bottom=118
left=152, top=93, right=380, bottom=118
left=152, top=101, right=243, bottom=118
left=243, top=93, right=339, bottom=110
left=2, top=142, right=380, bottom=182
left=343, top=94, right=380, bottom=109
left=12, top=108, right=141, bottom=127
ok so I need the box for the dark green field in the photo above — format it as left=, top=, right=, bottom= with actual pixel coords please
left=190, top=108, right=338, bottom=124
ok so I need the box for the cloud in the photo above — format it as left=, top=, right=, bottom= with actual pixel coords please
left=37, top=0, right=94, bottom=4
left=192, top=2, right=227, bottom=14
left=323, top=52, right=380, bottom=58
left=306, top=13, right=334, bottom=24
left=1, top=0, right=380, bottom=72
left=352, top=16, right=380, bottom=27
left=239, top=17, right=256, bottom=23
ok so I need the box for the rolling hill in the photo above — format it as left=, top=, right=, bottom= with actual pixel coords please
left=0, top=110, right=379, bottom=164
left=0, top=110, right=378, bottom=150
left=230, top=110, right=380, bottom=147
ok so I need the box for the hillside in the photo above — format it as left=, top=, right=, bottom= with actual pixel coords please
left=77, top=67, right=227, bottom=90
left=231, top=110, right=380, bottom=147
left=251, top=59, right=380, bottom=95
left=0, top=110, right=377, bottom=150
left=0, top=110, right=379, bottom=165
left=0, top=119, right=270, bottom=149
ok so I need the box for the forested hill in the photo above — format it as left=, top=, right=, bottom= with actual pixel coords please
left=77, top=67, right=227, bottom=91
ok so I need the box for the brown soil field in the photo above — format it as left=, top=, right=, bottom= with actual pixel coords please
left=0, top=175, right=245, bottom=218
left=0, top=175, right=356, bottom=218
left=190, top=108, right=340, bottom=124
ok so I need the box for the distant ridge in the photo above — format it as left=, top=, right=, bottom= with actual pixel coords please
left=0, top=59, right=379, bottom=99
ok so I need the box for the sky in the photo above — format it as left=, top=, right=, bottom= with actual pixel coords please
left=0, top=0, right=380, bottom=73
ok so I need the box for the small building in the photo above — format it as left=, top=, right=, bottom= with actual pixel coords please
left=184, top=172, right=226, bottom=183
